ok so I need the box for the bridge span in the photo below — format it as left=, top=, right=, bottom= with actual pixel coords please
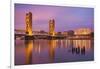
left=15, top=33, right=92, bottom=40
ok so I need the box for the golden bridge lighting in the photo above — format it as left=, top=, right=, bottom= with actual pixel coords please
left=49, top=19, right=55, bottom=36
left=25, top=12, right=33, bottom=36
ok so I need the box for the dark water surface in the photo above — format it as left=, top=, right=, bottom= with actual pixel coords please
left=15, top=39, right=94, bottom=65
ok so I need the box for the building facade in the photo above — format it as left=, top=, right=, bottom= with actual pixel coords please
left=74, top=28, right=92, bottom=35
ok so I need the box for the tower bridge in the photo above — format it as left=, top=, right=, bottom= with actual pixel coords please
left=15, top=12, right=92, bottom=40
left=15, top=12, right=57, bottom=40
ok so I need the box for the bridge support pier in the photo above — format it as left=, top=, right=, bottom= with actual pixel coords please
left=25, top=35, right=34, bottom=40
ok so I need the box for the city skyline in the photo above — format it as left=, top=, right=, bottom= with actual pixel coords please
left=15, top=4, right=94, bottom=32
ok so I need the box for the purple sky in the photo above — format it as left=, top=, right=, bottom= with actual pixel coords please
left=15, top=4, right=94, bottom=32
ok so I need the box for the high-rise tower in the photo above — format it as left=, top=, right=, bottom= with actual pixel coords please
left=25, top=12, right=33, bottom=36
left=49, top=19, right=55, bottom=36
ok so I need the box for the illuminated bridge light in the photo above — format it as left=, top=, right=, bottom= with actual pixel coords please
left=49, top=19, right=55, bottom=36
left=25, top=12, right=33, bottom=36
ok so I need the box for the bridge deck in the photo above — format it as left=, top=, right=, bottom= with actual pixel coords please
left=15, top=34, right=93, bottom=40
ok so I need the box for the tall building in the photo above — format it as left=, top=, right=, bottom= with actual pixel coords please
left=25, top=12, right=33, bottom=36
left=49, top=19, right=55, bottom=36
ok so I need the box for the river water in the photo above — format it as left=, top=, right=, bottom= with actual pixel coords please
left=15, top=39, right=94, bottom=65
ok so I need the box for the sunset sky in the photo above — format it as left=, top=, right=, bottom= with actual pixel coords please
left=15, top=4, right=94, bottom=32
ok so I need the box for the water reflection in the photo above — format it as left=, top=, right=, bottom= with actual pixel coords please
left=25, top=40, right=33, bottom=64
left=15, top=39, right=94, bottom=65
left=48, top=40, right=56, bottom=62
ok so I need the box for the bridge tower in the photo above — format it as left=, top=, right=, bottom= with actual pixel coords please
left=49, top=19, right=55, bottom=36
left=25, top=12, right=33, bottom=36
